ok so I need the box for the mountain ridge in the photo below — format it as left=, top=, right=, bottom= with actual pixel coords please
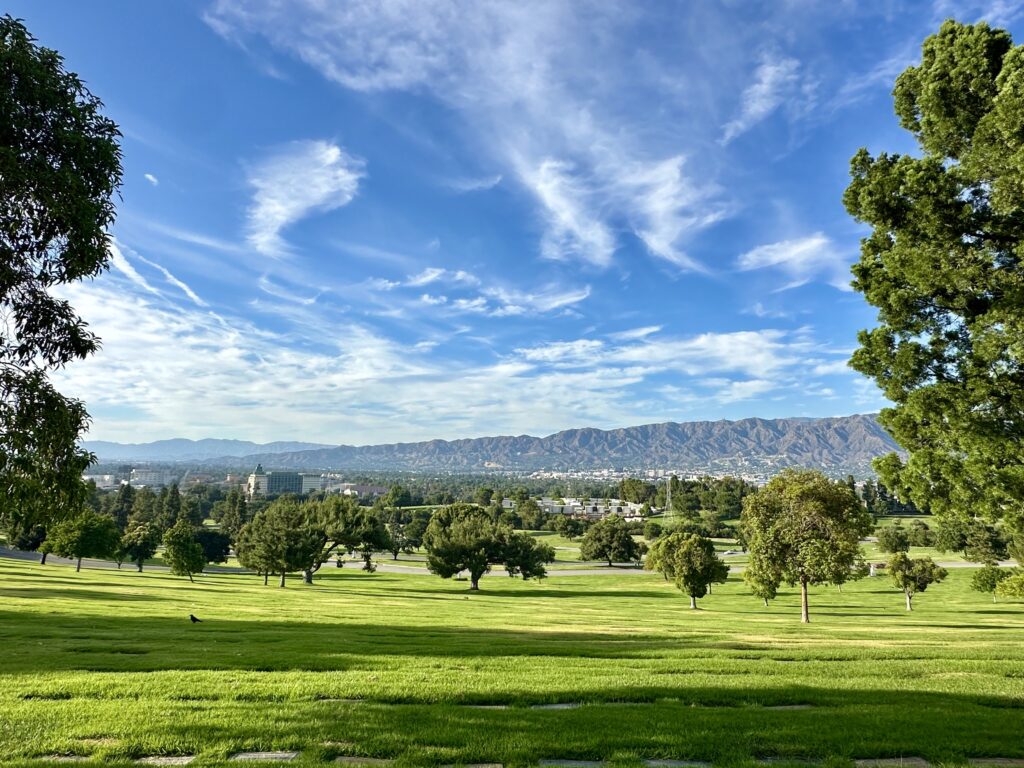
left=86, top=414, right=900, bottom=476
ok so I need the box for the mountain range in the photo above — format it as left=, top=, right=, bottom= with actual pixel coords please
left=81, top=438, right=333, bottom=463
left=86, top=414, right=900, bottom=476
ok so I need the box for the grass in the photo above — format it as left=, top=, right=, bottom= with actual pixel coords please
left=0, top=558, right=1022, bottom=768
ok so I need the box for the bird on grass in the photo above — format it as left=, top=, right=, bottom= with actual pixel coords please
left=189, top=614, right=202, bottom=623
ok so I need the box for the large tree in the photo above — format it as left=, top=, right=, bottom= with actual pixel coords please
left=579, top=514, right=645, bottom=566
left=235, top=498, right=322, bottom=587
left=423, top=503, right=553, bottom=590
left=118, top=521, right=160, bottom=572
left=44, top=510, right=120, bottom=572
left=646, top=532, right=729, bottom=609
left=742, top=469, right=872, bottom=623
left=843, top=20, right=1024, bottom=546
left=0, top=16, right=121, bottom=544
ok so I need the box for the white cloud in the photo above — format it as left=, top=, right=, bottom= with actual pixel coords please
left=609, top=326, right=661, bottom=341
left=144, top=173, right=159, bottom=186
left=446, top=174, right=503, bottom=192
left=246, top=139, right=365, bottom=257
left=134, top=254, right=208, bottom=307
left=108, top=241, right=159, bottom=296
left=205, top=0, right=725, bottom=271
left=721, top=54, right=802, bottom=144
left=736, top=233, right=851, bottom=291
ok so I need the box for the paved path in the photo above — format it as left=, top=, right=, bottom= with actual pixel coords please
left=1, top=546, right=1014, bottom=579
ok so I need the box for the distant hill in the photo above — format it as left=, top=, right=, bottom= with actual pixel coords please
left=220, top=414, right=899, bottom=477
left=82, top=438, right=333, bottom=463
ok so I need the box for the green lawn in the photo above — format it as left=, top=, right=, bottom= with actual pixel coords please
left=0, top=557, right=1022, bottom=767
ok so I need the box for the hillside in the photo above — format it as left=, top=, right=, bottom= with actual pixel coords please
left=223, top=414, right=899, bottom=476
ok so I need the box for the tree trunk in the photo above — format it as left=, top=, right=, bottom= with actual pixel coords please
left=117, top=562, right=122, bottom=570
left=905, top=591, right=912, bottom=611
left=707, top=583, right=712, bottom=594
left=470, top=575, right=480, bottom=590
left=39, top=552, right=47, bottom=565
left=279, top=571, right=286, bottom=587
left=302, top=568, right=313, bottom=585
left=800, top=576, right=810, bottom=623
left=263, top=572, right=268, bottom=586
left=763, top=598, right=769, bottom=607
left=76, top=557, right=82, bottom=573
left=187, top=572, right=194, bottom=583
left=392, top=552, right=399, bottom=560
left=137, top=561, right=143, bottom=572
left=689, top=595, right=697, bottom=609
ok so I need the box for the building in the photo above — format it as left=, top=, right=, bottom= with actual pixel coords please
left=129, top=468, right=175, bottom=487
left=246, top=465, right=326, bottom=498
left=538, top=497, right=648, bottom=521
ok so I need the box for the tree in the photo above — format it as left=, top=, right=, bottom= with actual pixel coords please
left=553, top=515, right=585, bottom=540
left=888, top=553, right=947, bottom=611
left=994, top=570, right=1024, bottom=599
left=195, top=528, right=231, bottom=564
left=501, top=533, right=555, bottom=580
left=119, top=521, right=160, bottom=572
left=300, top=495, right=387, bottom=582
left=0, top=16, right=122, bottom=547
left=44, top=510, right=120, bottom=572
left=110, top=483, right=134, bottom=532
left=646, top=532, right=729, bottom=608
left=161, top=485, right=182, bottom=529
left=876, top=523, right=910, bottom=554
left=517, top=498, right=547, bottom=530
left=644, top=521, right=663, bottom=541
left=162, top=519, right=205, bottom=583
left=972, top=564, right=1010, bottom=602
left=386, top=519, right=415, bottom=560
left=843, top=20, right=1024, bottom=550
left=235, top=499, right=322, bottom=587
left=907, top=519, right=934, bottom=547
left=741, top=469, right=872, bottom=623
left=474, top=487, right=495, bottom=507
left=579, top=514, right=645, bottom=566
left=423, top=504, right=508, bottom=590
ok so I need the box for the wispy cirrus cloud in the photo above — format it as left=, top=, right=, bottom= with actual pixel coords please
left=246, top=139, right=365, bottom=257
left=736, top=233, right=851, bottom=291
left=721, top=53, right=803, bottom=144
left=204, top=0, right=725, bottom=271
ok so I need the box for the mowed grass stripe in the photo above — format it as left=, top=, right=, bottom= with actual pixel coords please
left=0, top=559, right=1021, bottom=765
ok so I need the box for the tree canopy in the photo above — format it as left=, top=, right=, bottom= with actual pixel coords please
left=0, top=16, right=121, bottom=544
left=579, top=514, right=645, bottom=566
left=646, top=531, right=729, bottom=608
left=43, top=509, right=120, bottom=572
left=843, top=20, right=1024, bottom=548
left=888, top=553, right=947, bottom=611
left=423, top=503, right=554, bottom=590
left=742, top=469, right=872, bottom=623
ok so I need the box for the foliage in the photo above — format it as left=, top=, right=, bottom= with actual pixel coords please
left=741, top=469, right=872, bottom=622
left=43, top=510, right=120, bottom=571
left=644, top=521, right=663, bottom=541
left=876, top=522, right=910, bottom=553
left=888, top=553, right=947, bottom=610
left=646, top=532, right=729, bottom=608
left=501, top=533, right=555, bottom=580
left=579, top=514, right=646, bottom=566
left=552, top=515, right=586, bottom=540
left=0, top=16, right=121, bottom=545
left=907, top=519, right=934, bottom=547
left=843, top=20, right=1024, bottom=549
left=235, top=497, right=327, bottom=586
left=423, top=503, right=552, bottom=589
left=994, top=569, right=1024, bottom=598
left=517, top=498, right=547, bottom=530
left=162, top=519, right=205, bottom=583
left=118, top=521, right=160, bottom=572
left=971, top=564, right=1010, bottom=599
left=195, top=527, right=231, bottom=564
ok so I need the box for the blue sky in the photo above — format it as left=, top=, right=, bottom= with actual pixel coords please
left=14, top=1, right=1023, bottom=444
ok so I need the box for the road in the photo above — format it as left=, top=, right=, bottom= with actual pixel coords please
left=1, top=545, right=1013, bottom=578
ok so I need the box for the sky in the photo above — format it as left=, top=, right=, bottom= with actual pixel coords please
left=13, top=0, right=1024, bottom=445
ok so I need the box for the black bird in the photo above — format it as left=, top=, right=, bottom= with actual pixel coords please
left=189, top=614, right=202, bottom=623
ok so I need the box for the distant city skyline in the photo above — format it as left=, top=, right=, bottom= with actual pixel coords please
left=13, top=1, right=1022, bottom=443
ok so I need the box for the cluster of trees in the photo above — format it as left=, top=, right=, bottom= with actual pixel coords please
left=578, top=514, right=646, bottom=566
left=647, top=531, right=728, bottom=609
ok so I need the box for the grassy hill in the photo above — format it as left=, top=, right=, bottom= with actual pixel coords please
left=0, top=559, right=1022, bottom=766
